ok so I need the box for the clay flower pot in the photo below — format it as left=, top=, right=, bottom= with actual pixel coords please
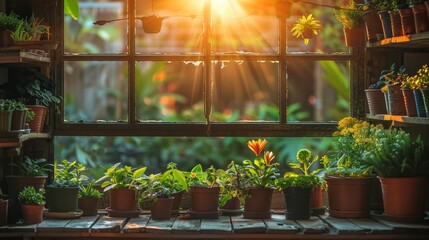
left=21, top=204, right=44, bottom=224
left=343, top=27, right=365, bottom=47
left=109, top=188, right=138, bottom=212
left=243, top=187, right=273, bottom=219
left=190, top=186, right=220, bottom=212
left=141, top=15, right=164, bottom=34
left=402, top=88, right=418, bottom=117
left=78, top=197, right=100, bottom=216
left=365, top=89, right=387, bottom=115
left=151, top=197, right=174, bottom=220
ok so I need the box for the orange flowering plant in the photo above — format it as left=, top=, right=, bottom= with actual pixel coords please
left=241, top=139, right=280, bottom=188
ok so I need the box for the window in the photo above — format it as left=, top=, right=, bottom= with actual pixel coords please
left=58, top=0, right=355, bottom=137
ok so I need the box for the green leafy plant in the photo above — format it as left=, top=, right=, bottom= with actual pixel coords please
left=78, top=180, right=103, bottom=198
left=10, top=20, right=32, bottom=41
left=161, top=162, right=188, bottom=192
left=364, top=128, right=428, bottom=178
left=96, top=163, right=148, bottom=191
left=18, top=186, right=45, bottom=205
left=139, top=173, right=175, bottom=204
left=275, top=174, right=320, bottom=190
left=334, top=0, right=365, bottom=29
left=291, top=14, right=322, bottom=45
left=241, top=139, right=280, bottom=188
left=287, top=149, right=325, bottom=188
left=0, top=99, right=14, bottom=111
left=379, top=63, right=408, bottom=93
left=25, top=15, right=47, bottom=37
left=186, top=164, right=222, bottom=188
left=10, top=156, right=52, bottom=177
left=26, top=109, right=35, bottom=122
left=51, top=159, right=88, bottom=187
left=0, top=12, right=21, bottom=32
left=406, top=64, right=429, bottom=90
left=218, top=161, right=246, bottom=207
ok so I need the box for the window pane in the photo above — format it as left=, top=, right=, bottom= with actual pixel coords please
left=64, top=61, right=128, bottom=121
left=287, top=60, right=350, bottom=122
left=135, top=0, right=204, bottom=54
left=64, top=0, right=128, bottom=54
left=212, top=61, right=279, bottom=122
left=55, top=136, right=333, bottom=179
left=286, top=0, right=348, bottom=54
left=135, top=61, right=204, bottom=122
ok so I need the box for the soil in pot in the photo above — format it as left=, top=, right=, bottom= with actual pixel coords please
left=284, top=187, right=312, bottom=220
left=21, top=204, right=44, bottom=224
left=151, top=197, right=174, bottom=220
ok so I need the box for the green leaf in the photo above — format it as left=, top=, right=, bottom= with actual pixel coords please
left=64, top=0, right=80, bottom=20
left=172, top=169, right=188, bottom=191
left=191, top=164, right=203, bottom=173
left=133, top=167, right=147, bottom=178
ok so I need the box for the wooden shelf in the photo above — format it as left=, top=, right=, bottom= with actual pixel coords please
left=366, top=31, right=429, bottom=49
left=0, top=51, right=50, bottom=64
left=0, top=132, right=51, bottom=148
left=366, top=114, right=429, bottom=125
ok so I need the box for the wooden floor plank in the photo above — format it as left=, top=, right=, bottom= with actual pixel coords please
left=349, top=218, right=393, bottom=234
left=90, top=215, right=127, bottom=233
left=8, top=223, right=38, bottom=232
left=37, top=219, right=72, bottom=232
left=296, top=216, right=328, bottom=234
left=231, top=216, right=267, bottom=234
left=200, top=216, right=232, bottom=234
left=123, top=215, right=150, bottom=233
left=145, top=217, right=175, bottom=234
left=372, top=215, right=429, bottom=234
left=264, top=214, right=300, bottom=234
left=64, top=216, right=99, bottom=232
left=321, top=216, right=365, bottom=234
left=172, top=218, right=201, bottom=234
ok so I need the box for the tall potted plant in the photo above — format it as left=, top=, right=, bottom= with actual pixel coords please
left=96, top=163, right=148, bottom=217
left=46, top=160, right=87, bottom=213
left=0, top=99, right=13, bottom=131
left=241, top=139, right=280, bottom=219
left=218, top=161, right=245, bottom=215
left=379, top=63, right=408, bottom=115
left=365, top=128, right=428, bottom=223
left=0, top=12, right=20, bottom=46
left=334, top=0, right=365, bottom=47
left=18, top=186, right=45, bottom=224
left=322, top=117, right=378, bottom=218
left=78, top=180, right=102, bottom=216
left=160, top=162, right=188, bottom=215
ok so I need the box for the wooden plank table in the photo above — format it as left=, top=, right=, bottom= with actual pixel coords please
left=0, top=212, right=428, bottom=239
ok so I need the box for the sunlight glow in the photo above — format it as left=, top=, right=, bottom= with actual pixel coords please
left=211, top=0, right=244, bottom=19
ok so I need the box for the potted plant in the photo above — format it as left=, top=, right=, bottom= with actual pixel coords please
left=288, top=149, right=325, bottom=215
left=322, top=117, right=378, bottom=218
left=9, top=20, right=32, bottom=43
left=365, top=77, right=387, bottom=115
left=25, top=15, right=48, bottom=41
left=18, top=186, right=45, bottom=224
left=0, top=99, right=13, bottom=131
left=96, top=163, right=148, bottom=217
left=291, top=14, right=322, bottom=46
left=186, top=164, right=222, bottom=219
left=379, top=63, right=408, bottom=115
left=334, top=0, right=365, bottom=47
left=6, top=156, right=51, bottom=223
left=276, top=174, right=320, bottom=220
left=364, top=127, right=428, bottom=223
left=362, top=0, right=384, bottom=42
left=6, top=99, right=28, bottom=130
left=0, top=12, right=21, bottom=46
left=407, top=64, right=429, bottom=117
left=401, top=73, right=418, bottom=117
left=46, top=160, right=87, bottom=213
left=160, top=162, right=188, bottom=215
left=241, top=139, right=280, bottom=219
left=389, top=0, right=410, bottom=36
left=410, top=0, right=429, bottom=33
left=218, top=161, right=245, bottom=215
left=78, top=180, right=102, bottom=216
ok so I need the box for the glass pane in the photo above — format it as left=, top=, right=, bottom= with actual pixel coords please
left=64, top=0, right=128, bottom=54
left=135, top=0, right=204, bottom=54
left=212, top=1, right=278, bottom=54
left=64, top=61, right=128, bottom=121
left=55, top=136, right=333, bottom=179
left=287, top=60, right=350, bottom=122
left=135, top=61, right=204, bottom=122
left=211, top=61, right=279, bottom=122
left=286, top=0, right=348, bottom=54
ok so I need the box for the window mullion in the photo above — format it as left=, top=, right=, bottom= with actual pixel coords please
left=279, top=17, right=287, bottom=124
left=129, top=0, right=136, bottom=124
left=204, top=0, right=212, bottom=124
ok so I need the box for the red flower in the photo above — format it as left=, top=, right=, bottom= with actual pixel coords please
left=247, top=139, right=267, bottom=156
left=264, top=151, right=275, bottom=165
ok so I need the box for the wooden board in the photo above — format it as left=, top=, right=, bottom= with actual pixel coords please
left=123, top=215, right=150, bottom=233
left=231, top=216, right=266, bottom=234
left=145, top=218, right=175, bottom=234
left=264, top=214, right=300, bottom=234
left=8, top=223, right=38, bottom=232
left=296, top=216, right=328, bottom=234
left=372, top=215, right=429, bottom=234
left=64, top=216, right=99, bottom=232
left=348, top=218, right=393, bottom=234
left=200, top=216, right=233, bottom=234
left=90, top=216, right=127, bottom=233
left=37, top=219, right=72, bottom=232
left=321, top=216, right=365, bottom=234
left=172, top=218, right=201, bottom=234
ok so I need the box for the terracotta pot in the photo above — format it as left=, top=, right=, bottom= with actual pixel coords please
left=284, top=187, right=312, bottom=220
left=190, top=187, right=220, bottom=212
left=0, top=199, right=8, bottom=226
left=412, top=3, right=429, bottom=33
left=365, top=89, right=387, bottom=115
left=389, top=11, right=403, bottom=37
left=343, top=27, right=365, bottom=47
left=109, top=188, right=138, bottom=212
left=244, top=187, right=273, bottom=213
left=379, top=177, right=426, bottom=223
left=325, top=176, right=373, bottom=218
left=399, top=8, right=416, bottom=35
left=275, top=0, right=292, bottom=19
left=0, top=110, right=12, bottom=131
left=402, top=88, right=418, bottom=117
left=21, top=204, right=44, bottom=224
left=26, top=105, right=47, bottom=133
left=369, top=177, right=383, bottom=211
left=171, top=190, right=184, bottom=214
left=0, top=31, right=13, bottom=46
left=378, top=10, right=393, bottom=38
left=78, top=197, right=100, bottom=216
left=413, top=89, right=427, bottom=117
left=387, top=85, right=407, bottom=115
left=151, top=197, right=174, bottom=220
left=11, top=109, right=27, bottom=130
left=46, top=186, right=79, bottom=212
left=310, top=185, right=323, bottom=209
left=363, top=10, right=384, bottom=42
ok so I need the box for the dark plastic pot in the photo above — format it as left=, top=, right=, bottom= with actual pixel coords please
left=378, top=10, right=393, bottom=38
left=365, top=89, right=387, bottom=115
left=46, top=186, right=79, bottom=212
left=389, top=10, right=403, bottom=37
left=402, top=88, right=417, bottom=117
left=413, top=89, right=427, bottom=117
